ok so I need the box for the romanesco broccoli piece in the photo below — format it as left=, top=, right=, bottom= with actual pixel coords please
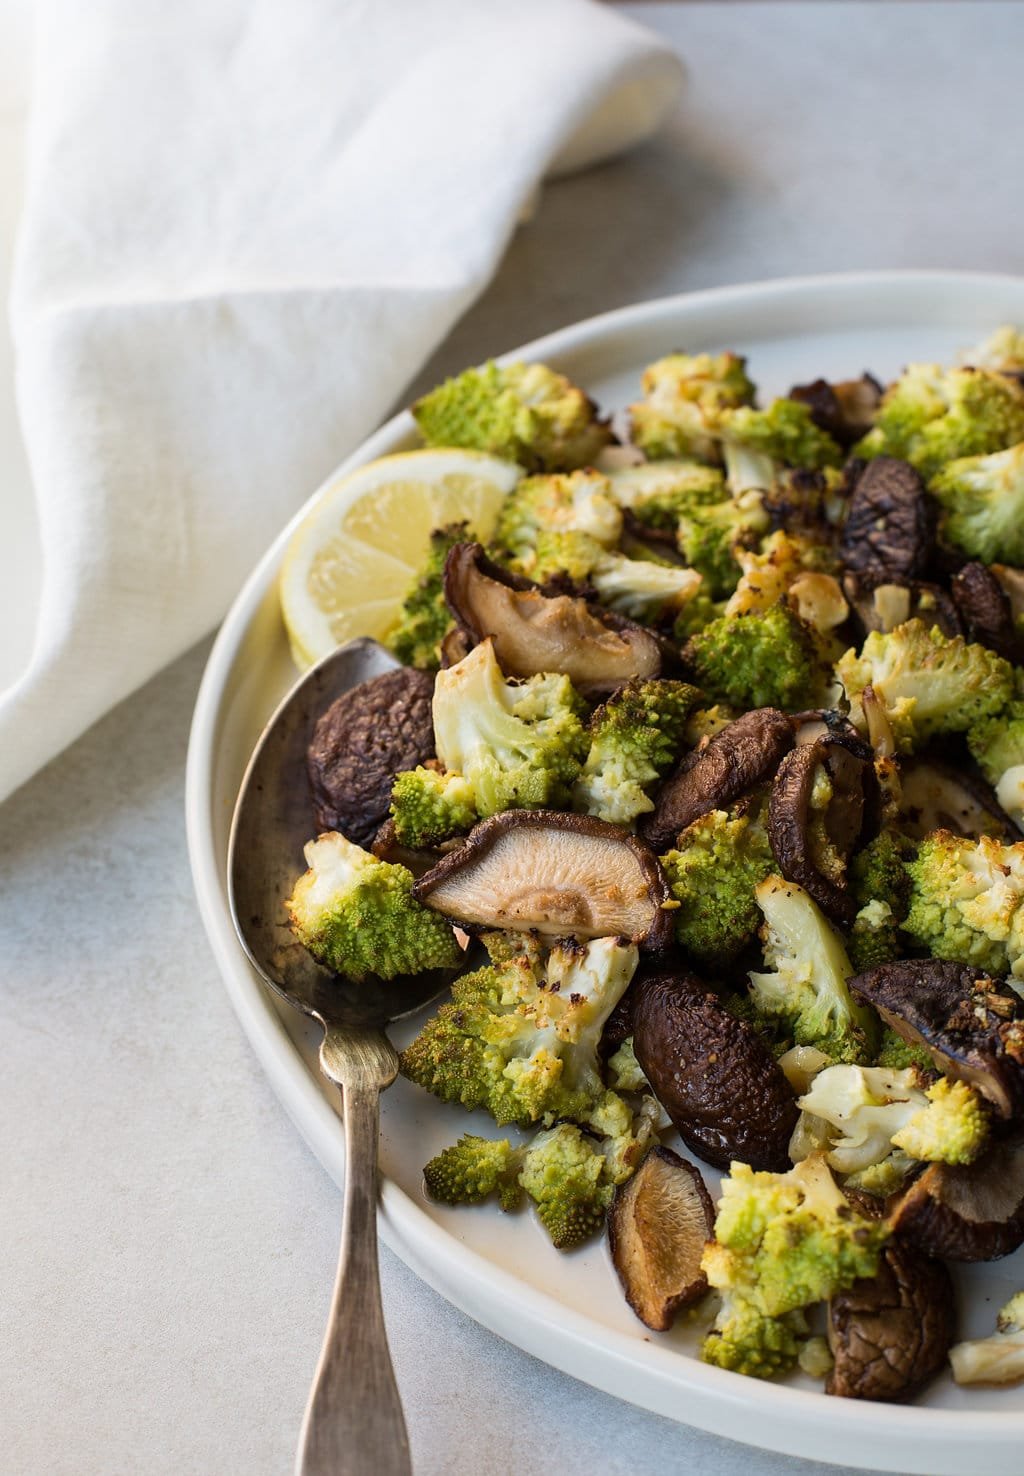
left=891, top=1076, right=990, bottom=1164
left=517, top=1123, right=616, bottom=1248
left=748, top=876, right=879, bottom=1064
left=683, top=602, right=829, bottom=712
left=399, top=935, right=639, bottom=1127
left=968, top=699, right=1024, bottom=788
left=846, top=829, right=916, bottom=972
left=386, top=523, right=467, bottom=669
left=572, top=678, right=700, bottom=824
left=413, top=360, right=611, bottom=471
left=875, top=1027, right=936, bottom=1071
left=674, top=488, right=770, bottom=597
left=285, top=832, right=460, bottom=982
left=660, top=810, right=775, bottom=965
left=836, top=619, right=1015, bottom=753
left=720, top=399, right=843, bottom=472
left=700, top=1156, right=889, bottom=1378
left=854, top=363, right=1024, bottom=479
left=930, top=441, right=1024, bottom=564
left=423, top=1134, right=523, bottom=1210
left=629, top=352, right=755, bottom=461
left=963, top=325, right=1024, bottom=373
left=903, top=830, right=1024, bottom=979
left=606, top=459, right=726, bottom=524
left=605, top=1036, right=649, bottom=1093
left=388, top=767, right=477, bottom=848
left=494, top=469, right=622, bottom=569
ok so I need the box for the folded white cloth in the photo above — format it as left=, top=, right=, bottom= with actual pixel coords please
left=2, top=0, right=680, bottom=804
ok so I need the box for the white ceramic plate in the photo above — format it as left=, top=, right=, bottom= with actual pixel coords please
left=186, top=271, right=1024, bottom=1475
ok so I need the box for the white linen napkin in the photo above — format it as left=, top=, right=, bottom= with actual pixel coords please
left=2, top=0, right=680, bottom=805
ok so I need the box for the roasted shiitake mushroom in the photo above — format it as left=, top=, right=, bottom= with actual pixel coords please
left=839, top=456, right=933, bottom=583
left=788, top=374, right=883, bottom=448
left=951, top=561, right=1024, bottom=663
left=609, top=1147, right=714, bottom=1332
left=897, top=757, right=1020, bottom=842
left=886, top=1139, right=1024, bottom=1262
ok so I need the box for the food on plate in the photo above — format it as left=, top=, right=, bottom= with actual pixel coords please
left=274, top=325, right=1024, bottom=1398
left=950, top=1292, right=1024, bottom=1385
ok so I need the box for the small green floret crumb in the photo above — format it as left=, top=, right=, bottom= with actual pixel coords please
left=683, top=603, right=826, bottom=711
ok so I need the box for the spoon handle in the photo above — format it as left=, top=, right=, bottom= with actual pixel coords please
left=295, top=1082, right=411, bottom=1476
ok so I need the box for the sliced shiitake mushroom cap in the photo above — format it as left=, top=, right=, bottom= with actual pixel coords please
left=898, top=757, right=1020, bottom=842
left=412, top=810, right=674, bottom=949
left=443, top=542, right=662, bottom=690
left=951, top=561, right=1024, bottom=663
left=841, top=573, right=963, bottom=641
left=839, top=457, right=932, bottom=583
left=632, top=971, right=798, bottom=1172
left=639, top=707, right=794, bottom=853
left=789, top=375, right=883, bottom=448
left=608, top=1147, right=714, bottom=1332
left=307, top=666, right=436, bottom=847
left=826, top=1238, right=955, bottom=1401
left=767, top=734, right=876, bottom=926
left=849, top=959, right=1024, bottom=1118
left=886, top=1138, right=1024, bottom=1261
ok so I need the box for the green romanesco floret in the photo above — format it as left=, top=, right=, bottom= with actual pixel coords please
left=875, top=1027, right=936, bottom=1071
left=672, top=587, right=724, bottom=642
left=683, top=602, right=829, bottom=712
left=748, top=876, right=879, bottom=1064
left=700, top=1155, right=889, bottom=1378
left=836, top=619, right=1015, bottom=753
left=411, top=638, right=587, bottom=831
left=605, top=1036, right=649, bottom=1093
left=930, top=441, right=1024, bottom=564
left=660, top=810, right=775, bottom=966
left=968, top=700, right=1024, bottom=788
left=388, top=767, right=477, bottom=848
left=891, top=1076, right=990, bottom=1165
left=963, top=325, right=1024, bottom=373
left=494, top=469, right=622, bottom=569
left=674, top=487, right=770, bottom=597
left=413, top=360, right=611, bottom=471
left=572, top=678, right=700, bottom=824
left=422, top=1134, right=523, bottom=1211
left=846, top=829, right=916, bottom=971
left=903, top=830, right=1024, bottom=979
left=606, top=459, right=727, bottom=526
left=285, top=831, right=460, bottom=982
left=399, top=935, right=639, bottom=1127
left=629, top=352, right=755, bottom=462
left=719, top=400, right=843, bottom=472
left=386, top=522, right=467, bottom=669
left=853, top=364, right=1024, bottom=479
left=517, top=1123, right=616, bottom=1249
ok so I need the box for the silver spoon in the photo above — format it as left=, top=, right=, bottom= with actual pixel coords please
left=228, top=636, right=450, bottom=1476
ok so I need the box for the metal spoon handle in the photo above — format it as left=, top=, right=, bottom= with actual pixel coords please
left=295, top=1082, right=411, bottom=1476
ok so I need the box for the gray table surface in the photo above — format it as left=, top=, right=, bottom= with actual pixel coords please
left=4, top=4, right=1023, bottom=1473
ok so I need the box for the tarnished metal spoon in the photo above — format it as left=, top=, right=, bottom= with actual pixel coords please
left=228, top=636, right=450, bottom=1476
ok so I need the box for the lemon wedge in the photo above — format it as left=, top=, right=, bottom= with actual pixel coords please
left=279, top=448, right=521, bottom=668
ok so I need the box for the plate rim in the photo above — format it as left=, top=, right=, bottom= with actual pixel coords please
left=185, top=268, right=1024, bottom=1474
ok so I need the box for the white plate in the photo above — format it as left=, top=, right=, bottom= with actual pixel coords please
left=186, top=271, right=1024, bottom=1475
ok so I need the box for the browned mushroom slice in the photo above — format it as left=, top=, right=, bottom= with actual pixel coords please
left=951, top=561, right=1024, bottom=663
left=827, top=1239, right=954, bottom=1401
left=639, top=707, right=794, bottom=852
left=839, top=457, right=932, bottom=582
left=767, top=735, right=876, bottom=926
left=898, top=757, right=1020, bottom=842
left=849, top=960, right=1024, bottom=1118
left=632, top=971, right=798, bottom=1172
left=307, top=666, right=436, bottom=847
left=841, top=573, right=963, bottom=641
left=886, top=1139, right=1024, bottom=1261
left=412, top=810, right=674, bottom=949
left=789, top=375, right=883, bottom=447
left=443, top=542, right=661, bottom=690
left=608, top=1147, right=714, bottom=1332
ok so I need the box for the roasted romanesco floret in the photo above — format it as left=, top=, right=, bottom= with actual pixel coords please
left=673, top=487, right=770, bottom=597
left=413, top=360, right=612, bottom=471
left=902, top=830, right=1024, bottom=979
left=968, top=700, right=1024, bottom=789
left=660, top=809, right=775, bottom=965
left=846, top=829, right=916, bottom=971
left=386, top=522, right=467, bottom=669
left=891, top=1076, right=990, bottom=1165
left=963, top=325, right=1024, bottom=373
left=700, top=1156, right=889, bottom=1379
left=719, top=399, right=843, bottom=473
left=423, top=1133, right=524, bottom=1210
left=399, top=935, right=639, bottom=1127
left=629, top=352, right=755, bottom=461
left=572, top=678, right=699, bottom=824
left=747, top=876, right=879, bottom=1064
left=494, top=469, right=622, bottom=568
left=390, top=639, right=587, bottom=845
left=683, top=602, right=829, bottom=712
left=853, top=363, right=1024, bottom=479
left=836, top=619, right=1015, bottom=753
left=930, top=441, right=1024, bottom=565
left=285, top=831, right=460, bottom=982
left=605, top=459, right=727, bottom=524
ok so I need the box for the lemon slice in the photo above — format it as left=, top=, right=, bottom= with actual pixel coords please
left=279, top=448, right=521, bottom=668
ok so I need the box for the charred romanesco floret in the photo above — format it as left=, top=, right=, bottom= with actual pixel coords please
left=660, top=810, right=775, bottom=965
left=572, top=678, right=700, bottom=824
left=719, top=400, right=843, bottom=473
left=683, top=602, right=828, bottom=712
left=836, top=619, right=1015, bottom=753
left=891, top=1076, right=990, bottom=1165
left=399, top=935, right=639, bottom=1127
left=413, top=360, right=611, bottom=471
left=390, top=639, right=587, bottom=845
left=748, top=877, right=879, bottom=1064
left=494, top=469, right=622, bottom=568
left=853, top=364, right=1024, bottom=479
left=846, top=829, right=916, bottom=971
left=386, top=522, right=467, bottom=669
left=930, top=442, right=1024, bottom=564
left=700, top=1156, right=889, bottom=1379
left=285, top=832, right=460, bottom=982
left=606, top=459, right=727, bottom=525
left=903, top=830, right=1024, bottom=979
left=629, top=352, right=755, bottom=461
